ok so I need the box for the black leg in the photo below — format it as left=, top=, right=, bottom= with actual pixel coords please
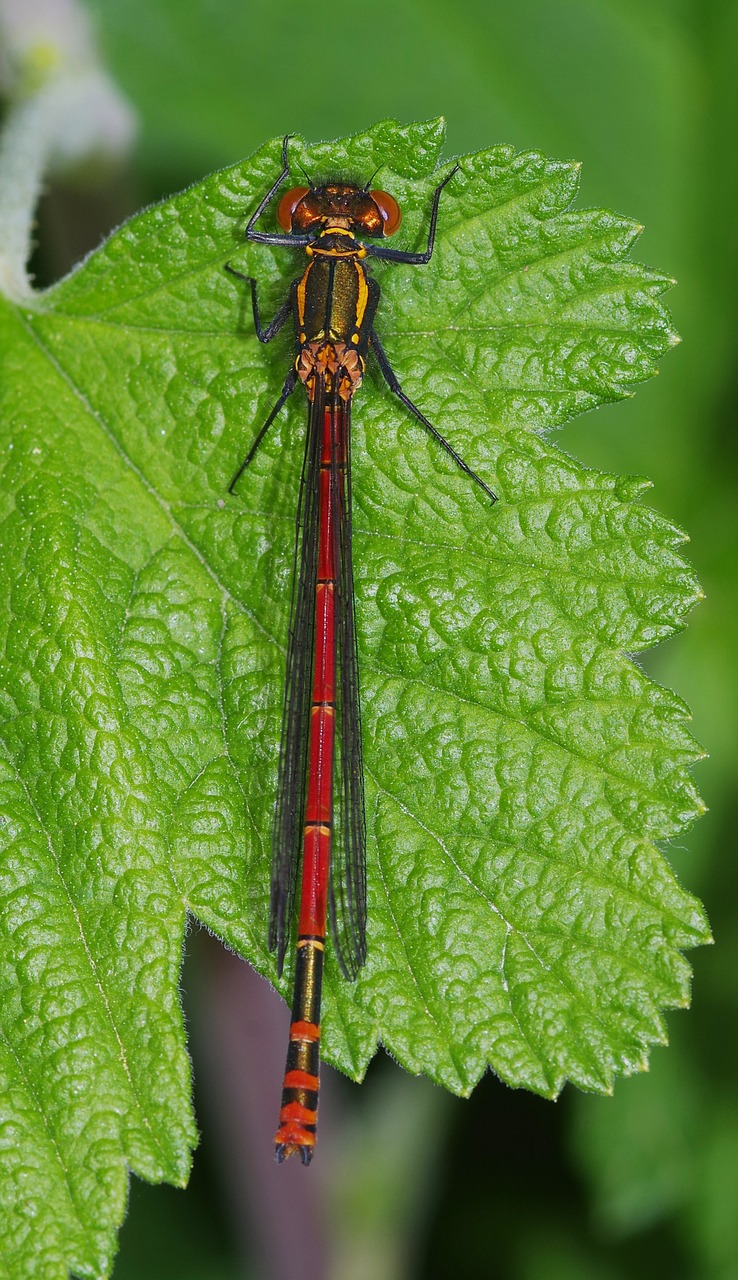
left=224, top=265, right=292, bottom=343
left=247, top=134, right=291, bottom=232
left=367, top=164, right=459, bottom=266
left=229, top=369, right=298, bottom=493
left=370, top=330, right=497, bottom=504
left=244, top=134, right=310, bottom=249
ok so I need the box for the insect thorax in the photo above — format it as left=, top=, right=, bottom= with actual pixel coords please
left=295, top=237, right=375, bottom=401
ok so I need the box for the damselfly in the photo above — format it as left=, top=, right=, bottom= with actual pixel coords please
left=227, top=137, right=497, bottom=1164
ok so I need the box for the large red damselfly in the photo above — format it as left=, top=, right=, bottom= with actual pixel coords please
left=227, top=137, right=497, bottom=1164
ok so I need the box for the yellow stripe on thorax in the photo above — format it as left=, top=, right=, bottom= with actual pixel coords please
left=354, top=260, right=369, bottom=332
left=296, top=261, right=312, bottom=327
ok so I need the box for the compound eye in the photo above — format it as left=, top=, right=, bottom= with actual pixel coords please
left=370, top=190, right=402, bottom=236
left=276, top=186, right=310, bottom=232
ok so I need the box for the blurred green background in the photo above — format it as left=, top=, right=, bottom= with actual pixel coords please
left=30, top=0, right=738, bottom=1275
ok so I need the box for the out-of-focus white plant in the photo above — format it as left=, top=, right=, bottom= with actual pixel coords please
left=0, top=0, right=136, bottom=298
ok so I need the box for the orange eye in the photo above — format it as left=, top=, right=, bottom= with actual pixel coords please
left=370, top=190, right=402, bottom=236
left=277, top=186, right=310, bottom=232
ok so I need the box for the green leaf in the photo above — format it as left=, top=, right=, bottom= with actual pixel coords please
left=0, top=118, right=709, bottom=1277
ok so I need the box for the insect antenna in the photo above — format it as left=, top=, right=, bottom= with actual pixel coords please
left=363, top=165, right=383, bottom=191
left=295, top=157, right=314, bottom=187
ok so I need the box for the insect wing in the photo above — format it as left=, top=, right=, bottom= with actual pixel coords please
left=269, top=383, right=324, bottom=973
left=329, top=397, right=368, bottom=979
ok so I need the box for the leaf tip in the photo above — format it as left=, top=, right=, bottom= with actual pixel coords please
left=567, top=160, right=583, bottom=189
left=614, top=473, right=653, bottom=502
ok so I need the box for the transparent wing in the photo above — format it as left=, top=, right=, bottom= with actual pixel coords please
left=269, top=380, right=324, bottom=975
left=329, top=395, right=367, bottom=979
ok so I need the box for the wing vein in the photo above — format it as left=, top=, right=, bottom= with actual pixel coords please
left=330, top=391, right=368, bottom=978
left=269, top=379, right=325, bottom=973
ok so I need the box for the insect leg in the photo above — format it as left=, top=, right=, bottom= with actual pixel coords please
left=225, top=265, right=292, bottom=343
left=369, top=330, right=497, bottom=503
left=367, top=164, right=459, bottom=265
left=245, top=134, right=310, bottom=249
left=246, top=135, right=291, bottom=235
left=228, top=368, right=298, bottom=494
